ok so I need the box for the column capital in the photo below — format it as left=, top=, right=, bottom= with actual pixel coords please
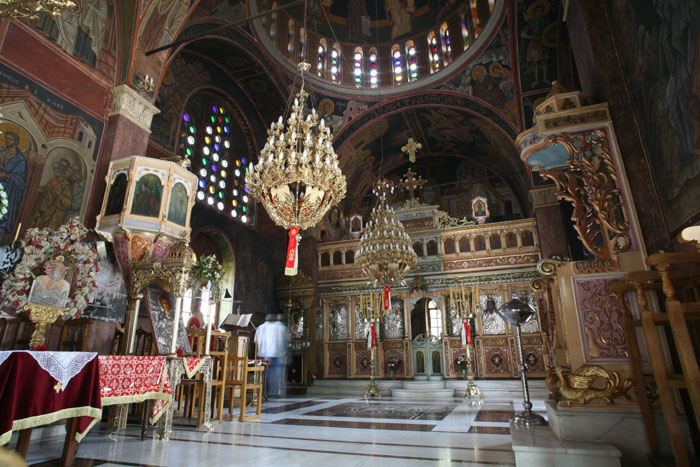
left=109, top=84, right=160, bottom=133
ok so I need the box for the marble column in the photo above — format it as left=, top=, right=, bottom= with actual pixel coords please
left=530, top=187, right=569, bottom=259
left=85, top=84, right=160, bottom=228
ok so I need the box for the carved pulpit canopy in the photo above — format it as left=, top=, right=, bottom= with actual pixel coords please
left=131, top=240, right=198, bottom=298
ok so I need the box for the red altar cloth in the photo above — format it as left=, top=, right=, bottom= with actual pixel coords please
left=0, top=351, right=102, bottom=445
left=98, top=355, right=172, bottom=424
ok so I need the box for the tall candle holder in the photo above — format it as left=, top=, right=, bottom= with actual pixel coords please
left=452, top=287, right=483, bottom=404
left=360, top=292, right=382, bottom=399
left=496, top=298, right=546, bottom=426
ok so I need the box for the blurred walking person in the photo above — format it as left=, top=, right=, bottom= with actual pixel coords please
left=255, top=314, right=291, bottom=398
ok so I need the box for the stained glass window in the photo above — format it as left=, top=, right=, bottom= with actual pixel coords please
left=368, top=47, right=378, bottom=87
left=330, top=42, right=341, bottom=83
left=440, top=22, right=453, bottom=64
left=406, top=40, right=418, bottom=82
left=178, top=112, right=196, bottom=161
left=427, top=31, right=441, bottom=74
left=317, top=39, right=327, bottom=78
left=182, top=103, right=254, bottom=225
left=353, top=47, right=363, bottom=87
left=391, top=44, right=403, bottom=84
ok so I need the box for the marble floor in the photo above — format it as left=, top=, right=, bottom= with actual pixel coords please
left=19, top=394, right=548, bottom=466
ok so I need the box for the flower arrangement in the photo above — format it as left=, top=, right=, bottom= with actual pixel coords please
left=307, top=370, right=317, bottom=385
left=0, top=219, right=98, bottom=319
left=387, top=356, right=401, bottom=370
left=0, top=184, right=8, bottom=220
left=455, top=355, right=469, bottom=370
left=198, top=254, right=222, bottom=284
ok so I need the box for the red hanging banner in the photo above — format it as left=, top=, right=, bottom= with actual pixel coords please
left=370, top=322, right=377, bottom=348
left=285, top=227, right=299, bottom=276
left=383, top=286, right=391, bottom=312
left=462, top=318, right=472, bottom=345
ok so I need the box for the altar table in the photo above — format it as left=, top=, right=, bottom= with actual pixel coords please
left=0, top=351, right=102, bottom=465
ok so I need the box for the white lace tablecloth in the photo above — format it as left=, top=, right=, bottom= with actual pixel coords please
left=0, top=350, right=97, bottom=390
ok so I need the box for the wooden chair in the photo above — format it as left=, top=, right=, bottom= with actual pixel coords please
left=56, top=318, right=94, bottom=351
left=0, top=317, right=34, bottom=350
left=614, top=253, right=700, bottom=467
left=224, top=342, right=266, bottom=421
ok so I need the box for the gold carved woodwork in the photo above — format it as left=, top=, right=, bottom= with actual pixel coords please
left=276, top=271, right=316, bottom=310
left=547, top=364, right=632, bottom=406
left=24, top=302, right=66, bottom=348
left=130, top=241, right=198, bottom=298
left=539, top=131, right=630, bottom=259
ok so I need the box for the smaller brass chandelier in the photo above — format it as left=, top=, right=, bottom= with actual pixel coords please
left=0, top=0, right=76, bottom=20
left=355, top=179, right=417, bottom=310
left=246, top=62, right=346, bottom=275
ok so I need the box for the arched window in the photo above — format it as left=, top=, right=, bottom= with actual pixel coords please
left=470, top=0, right=482, bottom=38
left=440, top=22, right=453, bottom=64
left=460, top=12, right=470, bottom=50
left=190, top=103, right=253, bottom=225
left=345, top=250, right=354, bottom=264
left=321, top=252, right=330, bottom=267
left=298, top=27, right=307, bottom=61
left=427, top=240, right=438, bottom=256
left=522, top=230, right=535, bottom=246
left=178, top=112, right=196, bottom=161
left=368, top=47, right=378, bottom=87
left=444, top=238, right=456, bottom=254
left=405, top=40, right=418, bottom=81
left=474, top=236, right=486, bottom=251
left=287, top=19, right=296, bottom=59
left=333, top=251, right=343, bottom=265
left=459, top=237, right=470, bottom=252
left=413, top=241, right=424, bottom=257
left=427, top=299, right=442, bottom=338
left=353, top=46, right=364, bottom=87
left=317, top=39, right=327, bottom=78
left=270, top=2, right=278, bottom=38
left=330, top=42, right=341, bottom=83
left=489, top=0, right=495, bottom=13
left=489, top=234, right=502, bottom=250
left=391, top=44, right=404, bottom=84
left=427, top=31, right=441, bottom=73
left=505, top=232, right=517, bottom=248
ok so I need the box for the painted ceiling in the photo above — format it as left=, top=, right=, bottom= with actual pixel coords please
left=149, top=0, right=564, bottom=220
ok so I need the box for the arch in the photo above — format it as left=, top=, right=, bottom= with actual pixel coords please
left=298, top=26, right=307, bottom=61
left=405, top=40, right=418, bottom=81
left=368, top=47, right=378, bottom=87
left=440, top=22, right=453, bottom=65
left=286, top=19, right=296, bottom=59
left=444, top=238, right=456, bottom=254
left=333, top=251, right=343, bottom=265
left=317, top=38, right=327, bottom=78
left=474, top=235, right=486, bottom=251
left=489, top=234, right=502, bottom=250
left=426, top=239, right=438, bottom=256
left=391, top=44, right=404, bottom=85
left=522, top=230, right=534, bottom=246
left=330, top=42, right=341, bottom=83
left=321, top=252, right=330, bottom=267
left=190, top=226, right=236, bottom=324
left=505, top=232, right=517, bottom=248
left=353, top=46, right=364, bottom=87
left=459, top=237, right=470, bottom=252
left=412, top=241, right=424, bottom=257
left=345, top=250, right=354, bottom=264
left=427, top=30, right=440, bottom=73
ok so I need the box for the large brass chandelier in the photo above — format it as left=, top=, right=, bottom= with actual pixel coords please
left=246, top=62, right=346, bottom=275
left=355, top=178, right=417, bottom=311
left=0, top=0, right=76, bottom=19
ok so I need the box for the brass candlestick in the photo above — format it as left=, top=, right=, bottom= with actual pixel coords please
left=463, top=312, right=483, bottom=405
left=361, top=293, right=382, bottom=400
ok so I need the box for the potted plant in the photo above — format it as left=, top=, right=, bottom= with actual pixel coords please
left=387, top=356, right=401, bottom=380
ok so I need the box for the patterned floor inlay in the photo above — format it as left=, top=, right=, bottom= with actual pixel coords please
left=474, top=410, right=514, bottom=422
left=261, top=399, right=325, bottom=414
left=303, top=402, right=454, bottom=420
left=272, top=418, right=436, bottom=431
left=467, top=426, right=511, bottom=435
left=30, top=460, right=160, bottom=467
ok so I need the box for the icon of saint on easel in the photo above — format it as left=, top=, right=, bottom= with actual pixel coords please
left=29, top=256, right=71, bottom=309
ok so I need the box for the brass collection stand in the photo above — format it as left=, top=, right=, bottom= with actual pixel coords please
left=451, top=287, right=483, bottom=405
left=359, top=292, right=383, bottom=400
left=364, top=343, right=382, bottom=400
